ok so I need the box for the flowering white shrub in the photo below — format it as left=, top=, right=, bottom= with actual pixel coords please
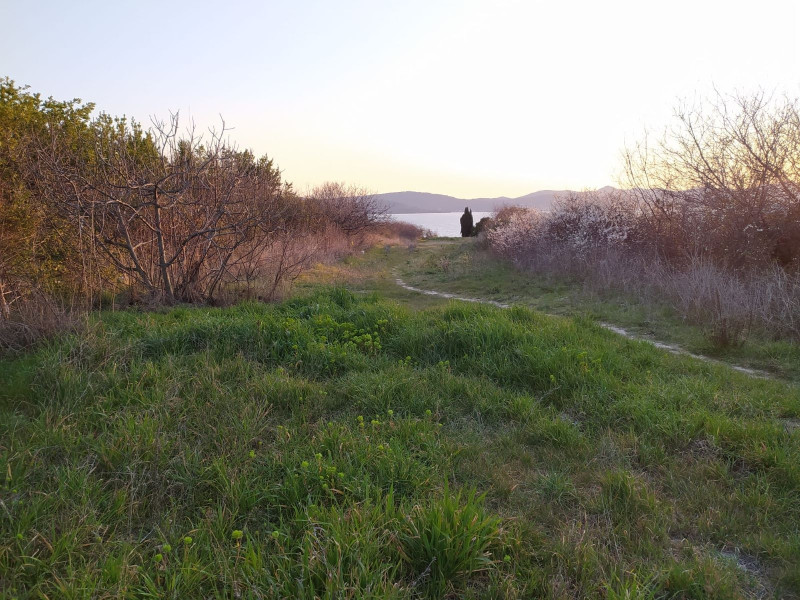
left=484, top=191, right=800, bottom=344
left=545, top=196, right=634, bottom=253
left=486, top=208, right=544, bottom=260
left=487, top=191, right=638, bottom=264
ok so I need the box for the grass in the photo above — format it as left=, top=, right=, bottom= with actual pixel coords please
left=2, top=260, right=800, bottom=596
left=389, top=238, right=800, bottom=383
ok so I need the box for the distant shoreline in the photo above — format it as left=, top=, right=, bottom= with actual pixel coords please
left=376, top=188, right=614, bottom=214
left=389, top=211, right=493, bottom=237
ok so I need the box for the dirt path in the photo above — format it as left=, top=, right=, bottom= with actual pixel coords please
left=394, top=277, right=510, bottom=308
left=394, top=276, right=774, bottom=380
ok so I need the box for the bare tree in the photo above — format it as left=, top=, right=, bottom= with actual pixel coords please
left=306, top=182, right=386, bottom=240
left=31, top=114, right=292, bottom=303
left=623, top=90, right=800, bottom=269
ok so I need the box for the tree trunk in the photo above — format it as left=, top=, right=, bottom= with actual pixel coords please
left=152, top=188, right=175, bottom=302
left=0, top=280, right=11, bottom=320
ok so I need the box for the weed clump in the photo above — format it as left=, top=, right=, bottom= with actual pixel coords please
left=399, top=486, right=501, bottom=594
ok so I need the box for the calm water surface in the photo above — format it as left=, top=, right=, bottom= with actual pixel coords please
left=390, top=212, right=492, bottom=237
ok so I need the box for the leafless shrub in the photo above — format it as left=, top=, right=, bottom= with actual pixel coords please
left=757, top=266, right=800, bottom=340
left=260, top=223, right=350, bottom=302
left=665, top=256, right=756, bottom=346
left=624, top=90, right=800, bottom=270
left=0, top=287, right=84, bottom=353
left=306, top=182, right=386, bottom=241
left=373, top=220, right=425, bottom=242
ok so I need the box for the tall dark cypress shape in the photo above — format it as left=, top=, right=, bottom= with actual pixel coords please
left=460, top=207, right=474, bottom=237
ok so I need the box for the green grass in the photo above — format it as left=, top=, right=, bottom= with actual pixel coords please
left=1, top=287, right=799, bottom=598
left=390, top=238, right=800, bottom=383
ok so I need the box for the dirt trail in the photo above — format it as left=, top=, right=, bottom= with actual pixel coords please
left=394, top=276, right=774, bottom=381
left=394, top=278, right=510, bottom=309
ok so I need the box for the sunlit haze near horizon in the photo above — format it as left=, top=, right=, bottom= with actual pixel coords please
left=2, top=0, right=799, bottom=198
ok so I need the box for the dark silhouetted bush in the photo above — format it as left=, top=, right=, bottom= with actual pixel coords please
left=460, top=207, right=474, bottom=237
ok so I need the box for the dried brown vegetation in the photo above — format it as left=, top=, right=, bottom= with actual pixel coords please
left=624, top=90, right=800, bottom=270
left=487, top=91, right=800, bottom=346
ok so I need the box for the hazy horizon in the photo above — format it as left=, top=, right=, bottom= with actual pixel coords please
left=2, top=0, right=798, bottom=198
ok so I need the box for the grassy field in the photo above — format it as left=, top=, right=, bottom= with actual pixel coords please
left=2, top=243, right=800, bottom=598
left=384, top=239, right=800, bottom=384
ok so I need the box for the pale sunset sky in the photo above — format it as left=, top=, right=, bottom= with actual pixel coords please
left=2, top=0, right=799, bottom=197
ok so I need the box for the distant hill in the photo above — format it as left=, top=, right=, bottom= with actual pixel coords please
left=377, top=189, right=592, bottom=214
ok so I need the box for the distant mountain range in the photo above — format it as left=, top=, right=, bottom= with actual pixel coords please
left=377, top=187, right=617, bottom=214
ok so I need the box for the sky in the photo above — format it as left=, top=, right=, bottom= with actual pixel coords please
left=2, top=0, right=799, bottom=198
